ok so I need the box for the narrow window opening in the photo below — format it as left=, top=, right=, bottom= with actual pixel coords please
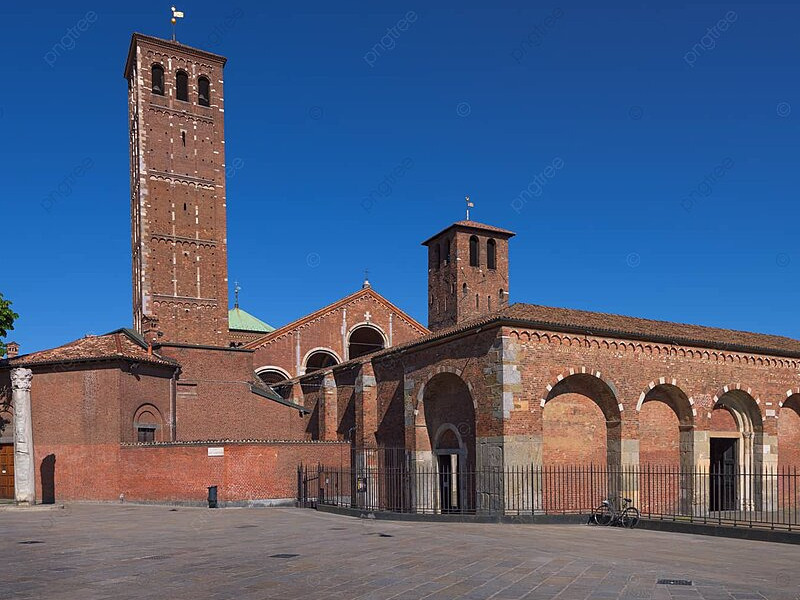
left=176, top=71, right=189, bottom=102
left=444, top=239, right=451, bottom=265
left=469, top=235, right=479, bottom=267
left=137, top=426, right=156, bottom=443
left=487, top=239, right=497, bottom=270
left=198, top=76, right=210, bottom=107
left=475, top=294, right=479, bottom=309
left=488, top=295, right=492, bottom=310
left=462, top=283, right=468, bottom=297
left=181, top=131, right=186, bottom=147
left=151, top=64, right=165, bottom=95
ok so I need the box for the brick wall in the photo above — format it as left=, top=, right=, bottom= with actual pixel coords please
left=32, top=441, right=348, bottom=504
left=251, top=290, right=426, bottom=378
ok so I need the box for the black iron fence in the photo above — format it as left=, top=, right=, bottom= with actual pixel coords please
left=297, top=462, right=800, bottom=531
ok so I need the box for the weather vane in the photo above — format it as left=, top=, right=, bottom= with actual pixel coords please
left=234, top=281, right=241, bottom=308
left=170, top=6, right=184, bottom=42
left=465, top=195, right=474, bottom=220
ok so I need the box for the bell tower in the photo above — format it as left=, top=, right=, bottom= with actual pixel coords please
left=125, top=33, right=229, bottom=346
left=422, top=220, right=515, bottom=331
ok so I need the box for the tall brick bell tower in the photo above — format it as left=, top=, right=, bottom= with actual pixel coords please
left=423, top=220, right=515, bottom=331
left=125, top=33, right=229, bottom=346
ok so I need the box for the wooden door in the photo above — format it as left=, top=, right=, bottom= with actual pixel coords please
left=0, top=444, right=14, bottom=499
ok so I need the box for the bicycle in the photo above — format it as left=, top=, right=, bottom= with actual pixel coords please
left=592, top=495, right=640, bottom=528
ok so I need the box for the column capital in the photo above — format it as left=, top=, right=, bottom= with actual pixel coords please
left=11, top=368, right=33, bottom=392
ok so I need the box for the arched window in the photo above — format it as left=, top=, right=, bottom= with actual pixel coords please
left=469, top=235, right=479, bottom=267
left=443, top=239, right=451, bottom=265
left=305, top=350, right=339, bottom=373
left=432, top=244, right=440, bottom=269
left=499, top=288, right=505, bottom=305
left=198, top=76, right=210, bottom=106
left=487, top=238, right=497, bottom=270
left=133, top=404, right=164, bottom=443
left=176, top=71, right=189, bottom=102
left=151, top=64, right=165, bottom=95
left=462, top=283, right=468, bottom=296
left=256, top=367, right=290, bottom=386
left=348, top=325, right=385, bottom=360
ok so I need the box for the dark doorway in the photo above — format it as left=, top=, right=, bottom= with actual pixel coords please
left=0, top=444, right=14, bottom=499
left=438, top=454, right=461, bottom=513
left=710, top=438, right=737, bottom=511
left=41, top=454, right=56, bottom=504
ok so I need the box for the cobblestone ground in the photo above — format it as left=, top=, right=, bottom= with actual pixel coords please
left=1, top=504, right=799, bottom=599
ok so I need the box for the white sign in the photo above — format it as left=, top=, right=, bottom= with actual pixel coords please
left=208, top=447, right=224, bottom=457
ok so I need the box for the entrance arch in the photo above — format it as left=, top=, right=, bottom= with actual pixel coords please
left=421, top=372, right=476, bottom=513
left=709, top=388, right=764, bottom=511
left=637, top=381, right=695, bottom=513
left=637, top=382, right=694, bottom=469
left=541, top=371, right=622, bottom=467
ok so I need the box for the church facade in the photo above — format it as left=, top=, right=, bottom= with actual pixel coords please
left=2, top=33, right=800, bottom=511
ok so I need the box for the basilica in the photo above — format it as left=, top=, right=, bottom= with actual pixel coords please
left=2, top=32, right=800, bottom=514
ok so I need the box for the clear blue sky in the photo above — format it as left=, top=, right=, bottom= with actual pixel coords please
left=1, top=1, right=798, bottom=353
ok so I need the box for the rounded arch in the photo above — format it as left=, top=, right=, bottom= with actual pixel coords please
left=486, top=238, right=497, bottom=270
left=255, top=365, right=291, bottom=385
left=636, top=379, right=694, bottom=425
left=133, top=403, right=164, bottom=443
left=150, top=63, right=165, bottom=95
left=302, top=347, right=341, bottom=374
left=347, top=323, right=387, bottom=360
left=433, top=423, right=465, bottom=453
left=636, top=380, right=695, bottom=477
left=710, top=385, right=763, bottom=432
left=197, top=75, right=211, bottom=106
left=540, top=368, right=621, bottom=422
left=175, top=69, right=189, bottom=101
left=469, top=235, right=479, bottom=267
left=540, top=368, right=622, bottom=467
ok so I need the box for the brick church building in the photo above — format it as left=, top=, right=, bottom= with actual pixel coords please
left=2, top=32, right=800, bottom=511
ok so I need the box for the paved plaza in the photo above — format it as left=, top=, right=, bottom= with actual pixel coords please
left=1, top=504, right=799, bottom=599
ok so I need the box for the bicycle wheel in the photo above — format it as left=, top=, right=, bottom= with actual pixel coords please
left=621, top=507, right=640, bottom=529
left=592, top=504, right=613, bottom=526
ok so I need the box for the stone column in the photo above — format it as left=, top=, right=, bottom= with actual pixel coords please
left=319, top=373, right=338, bottom=442
left=11, top=368, right=36, bottom=505
left=354, top=362, right=378, bottom=509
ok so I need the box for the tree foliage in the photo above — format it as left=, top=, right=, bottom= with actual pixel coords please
left=0, top=292, right=17, bottom=358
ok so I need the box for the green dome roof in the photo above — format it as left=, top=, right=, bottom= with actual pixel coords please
left=228, top=306, right=275, bottom=333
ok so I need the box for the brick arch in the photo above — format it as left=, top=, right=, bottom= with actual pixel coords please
left=708, top=384, right=763, bottom=426
left=635, top=378, right=695, bottom=425
left=539, top=367, right=621, bottom=422
left=779, top=388, right=800, bottom=412
left=415, top=366, right=476, bottom=411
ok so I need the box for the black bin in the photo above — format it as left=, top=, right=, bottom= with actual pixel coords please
left=207, top=485, right=218, bottom=508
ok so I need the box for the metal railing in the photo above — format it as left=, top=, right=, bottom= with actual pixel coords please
left=297, top=462, right=800, bottom=531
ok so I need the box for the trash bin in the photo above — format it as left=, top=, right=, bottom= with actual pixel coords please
left=207, top=485, right=218, bottom=508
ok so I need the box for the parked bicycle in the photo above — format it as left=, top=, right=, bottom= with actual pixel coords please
left=592, top=495, right=640, bottom=528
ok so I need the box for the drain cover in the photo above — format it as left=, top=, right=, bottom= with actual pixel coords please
left=270, top=553, right=299, bottom=559
left=658, top=579, right=692, bottom=586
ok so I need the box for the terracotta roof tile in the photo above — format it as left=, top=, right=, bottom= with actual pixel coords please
left=422, top=220, right=515, bottom=245
left=2, top=328, right=178, bottom=368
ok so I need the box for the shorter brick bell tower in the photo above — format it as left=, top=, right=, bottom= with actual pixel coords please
left=422, top=220, right=514, bottom=331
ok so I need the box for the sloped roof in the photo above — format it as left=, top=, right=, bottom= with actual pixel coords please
left=422, top=220, right=516, bottom=245
left=229, top=307, right=274, bottom=333
left=1, top=328, right=179, bottom=368
left=243, top=287, right=428, bottom=350
left=375, top=302, right=800, bottom=360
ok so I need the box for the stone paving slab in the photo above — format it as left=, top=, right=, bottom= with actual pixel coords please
left=0, top=504, right=799, bottom=599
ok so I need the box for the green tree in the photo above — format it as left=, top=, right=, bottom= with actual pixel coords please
left=0, top=292, right=18, bottom=358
